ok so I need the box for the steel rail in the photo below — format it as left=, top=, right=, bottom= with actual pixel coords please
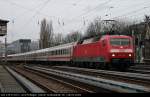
left=53, top=66, right=150, bottom=83
left=5, top=66, right=45, bottom=93
left=11, top=66, right=92, bottom=93
left=24, top=65, right=150, bottom=93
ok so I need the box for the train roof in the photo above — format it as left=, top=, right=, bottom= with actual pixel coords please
left=8, top=42, right=76, bottom=57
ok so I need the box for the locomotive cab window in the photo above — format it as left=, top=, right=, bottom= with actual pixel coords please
left=110, top=38, right=130, bottom=46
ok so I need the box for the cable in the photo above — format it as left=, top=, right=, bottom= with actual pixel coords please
left=17, top=0, right=52, bottom=32
left=3, top=0, right=56, bottom=20
left=109, top=5, right=150, bottom=20
left=66, top=0, right=112, bottom=23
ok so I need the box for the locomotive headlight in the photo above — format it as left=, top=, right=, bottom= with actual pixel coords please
left=129, top=54, right=132, bottom=57
left=112, top=54, right=115, bottom=57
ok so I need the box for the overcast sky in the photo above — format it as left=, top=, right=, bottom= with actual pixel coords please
left=0, top=0, right=150, bottom=43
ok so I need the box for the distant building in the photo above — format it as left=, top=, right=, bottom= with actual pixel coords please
left=7, top=39, right=31, bottom=54
left=30, top=41, right=39, bottom=51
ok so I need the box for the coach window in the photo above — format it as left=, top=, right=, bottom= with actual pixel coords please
left=64, top=49, right=66, bottom=54
left=53, top=51, right=55, bottom=55
left=59, top=50, right=61, bottom=55
left=62, top=50, right=64, bottom=55
left=67, top=49, right=69, bottom=54
left=60, top=50, right=62, bottom=55
left=65, top=49, right=67, bottom=54
left=62, top=49, right=64, bottom=54
left=63, top=49, right=65, bottom=54
left=54, top=50, right=57, bottom=55
left=66, top=49, right=68, bottom=54
left=57, top=50, right=59, bottom=55
left=49, top=51, right=51, bottom=55
left=68, top=49, right=70, bottom=54
left=55, top=50, right=57, bottom=55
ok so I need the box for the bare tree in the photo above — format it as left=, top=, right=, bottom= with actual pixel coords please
left=85, top=18, right=102, bottom=37
left=144, top=15, right=150, bottom=40
left=39, top=19, right=54, bottom=49
left=53, top=33, right=63, bottom=46
left=39, top=19, right=46, bottom=49
left=85, top=18, right=135, bottom=38
left=47, top=20, right=54, bottom=47
left=63, top=31, right=82, bottom=43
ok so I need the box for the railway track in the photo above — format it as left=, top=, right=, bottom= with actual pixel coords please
left=129, top=63, right=150, bottom=74
left=0, top=65, right=44, bottom=93
left=10, top=65, right=94, bottom=93
left=51, top=66, right=150, bottom=86
left=24, top=65, right=150, bottom=93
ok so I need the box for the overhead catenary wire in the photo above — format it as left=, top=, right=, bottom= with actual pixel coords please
left=3, top=0, right=57, bottom=20
left=78, top=1, right=150, bottom=32
left=17, top=0, right=52, bottom=32
left=66, top=0, right=112, bottom=24
left=109, top=5, right=150, bottom=20
left=57, top=0, right=113, bottom=33
left=2, top=0, right=150, bottom=40
left=60, top=0, right=149, bottom=32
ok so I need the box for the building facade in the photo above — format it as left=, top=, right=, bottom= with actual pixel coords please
left=7, top=39, right=31, bottom=54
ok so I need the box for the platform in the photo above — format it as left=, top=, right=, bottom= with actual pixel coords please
left=0, top=65, right=26, bottom=93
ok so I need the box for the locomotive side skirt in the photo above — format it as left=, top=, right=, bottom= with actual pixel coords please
left=73, top=57, right=105, bottom=62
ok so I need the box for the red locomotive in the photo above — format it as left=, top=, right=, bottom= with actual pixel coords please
left=73, top=35, right=134, bottom=69
left=4, top=35, right=134, bottom=70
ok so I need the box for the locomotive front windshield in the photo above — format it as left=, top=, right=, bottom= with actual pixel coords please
left=110, top=38, right=130, bottom=46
